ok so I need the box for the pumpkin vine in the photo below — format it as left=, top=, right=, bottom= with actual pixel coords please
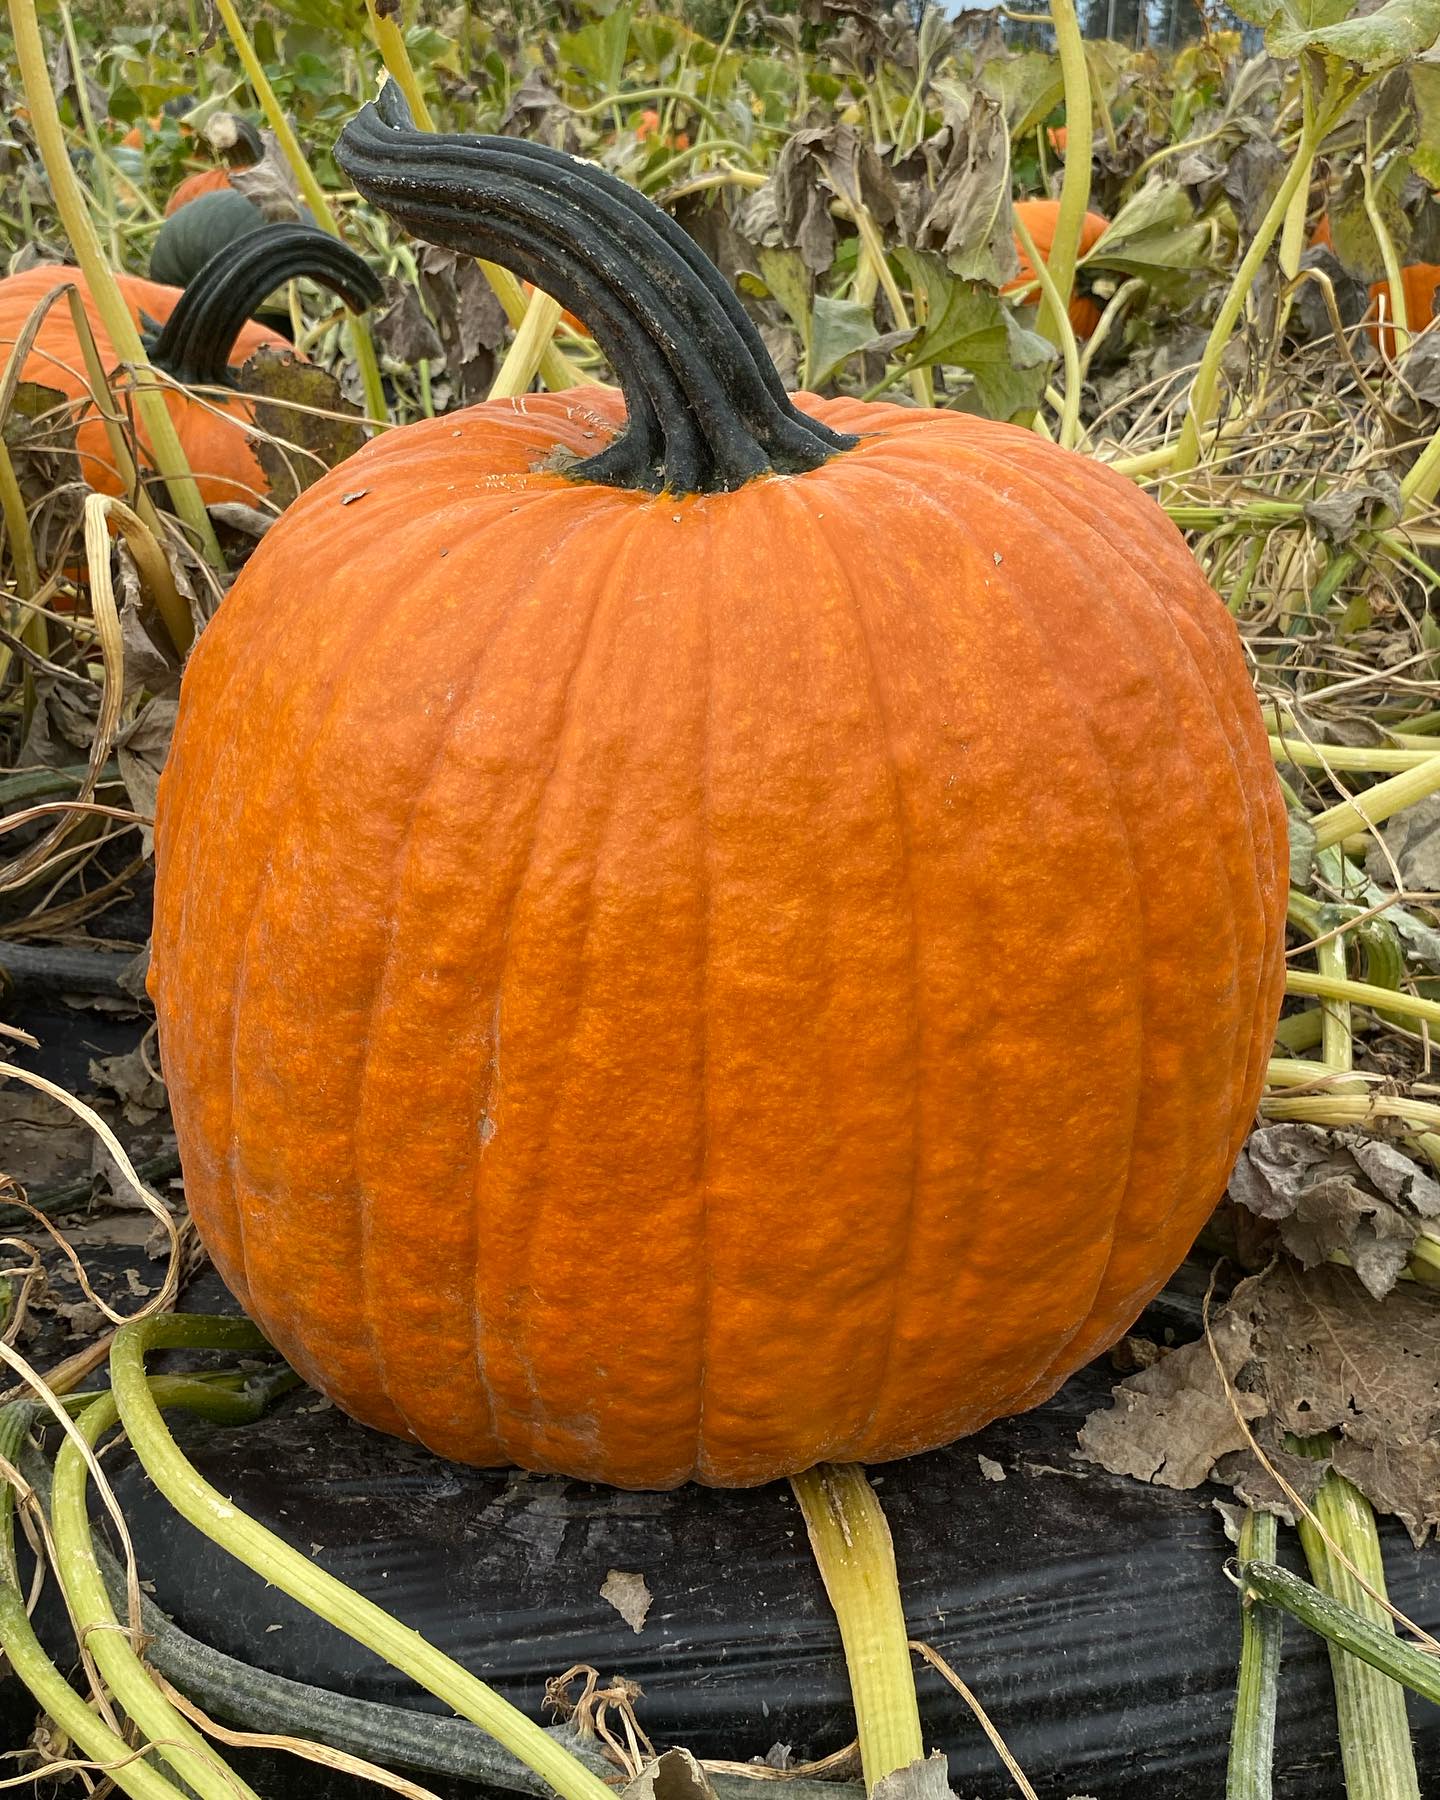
left=334, top=82, right=856, bottom=495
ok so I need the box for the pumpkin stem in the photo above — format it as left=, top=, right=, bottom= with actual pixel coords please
left=334, top=82, right=856, bottom=495
left=145, top=224, right=383, bottom=388
left=790, top=1464, right=927, bottom=1794
left=211, top=111, right=265, bottom=168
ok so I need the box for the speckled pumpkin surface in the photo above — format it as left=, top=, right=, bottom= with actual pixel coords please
left=149, top=386, right=1287, bottom=1488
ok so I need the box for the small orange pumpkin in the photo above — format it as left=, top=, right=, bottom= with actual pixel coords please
left=1308, top=214, right=1440, bottom=355
left=1006, top=198, right=1110, bottom=338
left=1047, top=125, right=1068, bottom=155
left=0, top=227, right=378, bottom=503
left=148, top=88, right=1288, bottom=1491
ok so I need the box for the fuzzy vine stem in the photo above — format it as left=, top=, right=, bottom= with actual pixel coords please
left=1226, top=1510, right=1281, bottom=1800
left=110, top=1313, right=621, bottom=1800
left=1289, top=1441, right=1420, bottom=1800
left=1240, top=1561, right=1440, bottom=1707
left=6, top=0, right=222, bottom=566
left=1038, top=0, right=1092, bottom=355
left=790, top=1464, right=925, bottom=1793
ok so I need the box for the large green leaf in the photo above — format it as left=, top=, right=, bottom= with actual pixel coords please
left=972, top=55, right=1063, bottom=141
left=1084, top=180, right=1213, bottom=294
left=895, top=249, right=1054, bottom=420
left=1413, top=57, right=1440, bottom=186
left=1270, top=0, right=1440, bottom=70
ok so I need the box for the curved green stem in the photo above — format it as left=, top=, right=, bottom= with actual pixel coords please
left=790, top=1464, right=924, bottom=1793
left=111, top=1314, right=619, bottom=1800
left=50, top=1385, right=274, bottom=1800
left=0, top=1403, right=193, bottom=1800
left=1241, top=1561, right=1440, bottom=1707
left=1013, top=208, right=1082, bottom=448
left=1038, top=0, right=1092, bottom=354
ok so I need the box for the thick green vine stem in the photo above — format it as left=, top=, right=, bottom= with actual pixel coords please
left=0, top=1402, right=192, bottom=1800
left=1240, top=1562, right=1440, bottom=1709
left=110, top=1313, right=619, bottom=1800
left=144, top=224, right=383, bottom=387
left=789, top=1464, right=925, bottom=1794
left=334, top=82, right=855, bottom=495
left=1226, top=1511, right=1281, bottom=1800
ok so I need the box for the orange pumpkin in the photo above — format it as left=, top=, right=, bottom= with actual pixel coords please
left=148, top=88, right=1288, bottom=1491
left=165, top=166, right=240, bottom=217
left=0, top=228, right=379, bottom=504
left=1006, top=199, right=1110, bottom=338
left=1308, top=214, right=1440, bottom=355
left=1047, top=125, right=1068, bottom=155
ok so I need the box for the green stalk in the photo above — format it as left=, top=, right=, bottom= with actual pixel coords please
left=7, top=0, right=222, bottom=565
left=1308, top=756, right=1440, bottom=851
left=1316, top=928, right=1352, bottom=1073
left=1289, top=1442, right=1420, bottom=1800
left=110, top=1314, right=620, bottom=1800
left=1364, top=119, right=1408, bottom=356
left=1166, top=113, right=1324, bottom=475
left=1013, top=209, right=1081, bottom=449
left=213, top=0, right=388, bottom=428
left=0, top=1403, right=193, bottom=1800
left=702, top=0, right=746, bottom=112
left=57, top=0, right=120, bottom=266
left=1241, top=1562, right=1440, bottom=1706
left=1227, top=1511, right=1281, bottom=1800
left=50, top=1387, right=271, bottom=1800
left=1038, top=0, right=1092, bottom=354
left=790, top=1464, right=925, bottom=1793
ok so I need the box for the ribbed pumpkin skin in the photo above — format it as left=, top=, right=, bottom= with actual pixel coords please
left=149, top=389, right=1287, bottom=1490
left=1007, top=199, right=1110, bottom=338
left=0, top=264, right=286, bottom=502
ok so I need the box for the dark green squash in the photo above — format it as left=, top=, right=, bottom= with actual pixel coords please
left=149, top=187, right=266, bottom=290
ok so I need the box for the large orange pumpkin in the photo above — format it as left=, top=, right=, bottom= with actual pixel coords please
left=148, top=87, right=1288, bottom=1490
left=0, top=227, right=378, bottom=504
left=1006, top=198, right=1110, bottom=338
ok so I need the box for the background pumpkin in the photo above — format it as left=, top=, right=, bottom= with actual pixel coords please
left=1307, top=213, right=1440, bottom=355
left=148, top=87, right=1288, bottom=1491
left=1007, top=198, right=1110, bottom=338
left=0, top=225, right=379, bottom=503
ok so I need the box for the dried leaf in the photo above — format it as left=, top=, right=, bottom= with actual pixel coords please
left=1229, top=1124, right=1440, bottom=1300
left=1304, top=476, right=1403, bottom=542
left=1081, top=1262, right=1440, bottom=1547
left=1365, top=789, right=1440, bottom=897
left=416, top=246, right=507, bottom=405
left=910, top=92, right=1018, bottom=287
left=623, top=1750, right=714, bottom=1800
left=229, top=133, right=304, bottom=222
left=371, top=275, right=444, bottom=367
left=234, top=347, right=369, bottom=503
left=600, top=1568, right=652, bottom=1634
left=116, top=694, right=177, bottom=853
left=1076, top=1304, right=1266, bottom=1488
left=88, top=1045, right=166, bottom=1120
left=871, top=1752, right=955, bottom=1800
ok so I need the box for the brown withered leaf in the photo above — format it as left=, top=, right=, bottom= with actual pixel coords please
left=88, top=1045, right=166, bottom=1120
left=499, top=69, right=578, bottom=152
left=233, top=347, right=368, bottom=503
left=415, top=246, right=508, bottom=405
left=1080, top=1263, right=1440, bottom=1546
left=1229, top=1124, right=1440, bottom=1300
left=229, top=133, right=304, bottom=222
left=871, top=1753, right=956, bottom=1800
left=370, top=275, right=444, bottom=367
left=116, top=694, right=177, bottom=853
left=623, top=1750, right=715, bottom=1800
left=910, top=92, right=1018, bottom=288
left=1076, top=1304, right=1266, bottom=1488
left=771, top=125, right=900, bottom=275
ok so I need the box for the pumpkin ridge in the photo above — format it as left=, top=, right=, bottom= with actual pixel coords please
left=346, top=560, right=551, bottom=1447
left=979, top=434, right=1283, bottom=1142
left=690, top=507, right=714, bottom=1474
left=781, top=482, right=926, bottom=1456
left=208, top=490, right=596, bottom=1407
left=467, top=502, right=658, bottom=1468
left=883, top=459, right=1150, bottom=1414
left=962, top=447, right=1278, bottom=1394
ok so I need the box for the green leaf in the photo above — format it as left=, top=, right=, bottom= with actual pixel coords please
left=558, top=2, right=635, bottom=92
left=1083, top=180, right=1213, bottom=294
left=756, top=246, right=813, bottom=351
left=1328, top=155, right=1414, bottom=281
left=1412, top=60, right=1440, bottom=187
left=894, top=248, right=1054, bottom=421
left=1270, top=0, right=1440, bottom=72
left=807, top=295, right=880, bottom=385
left=972, top=54, right=1063, bottom=141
